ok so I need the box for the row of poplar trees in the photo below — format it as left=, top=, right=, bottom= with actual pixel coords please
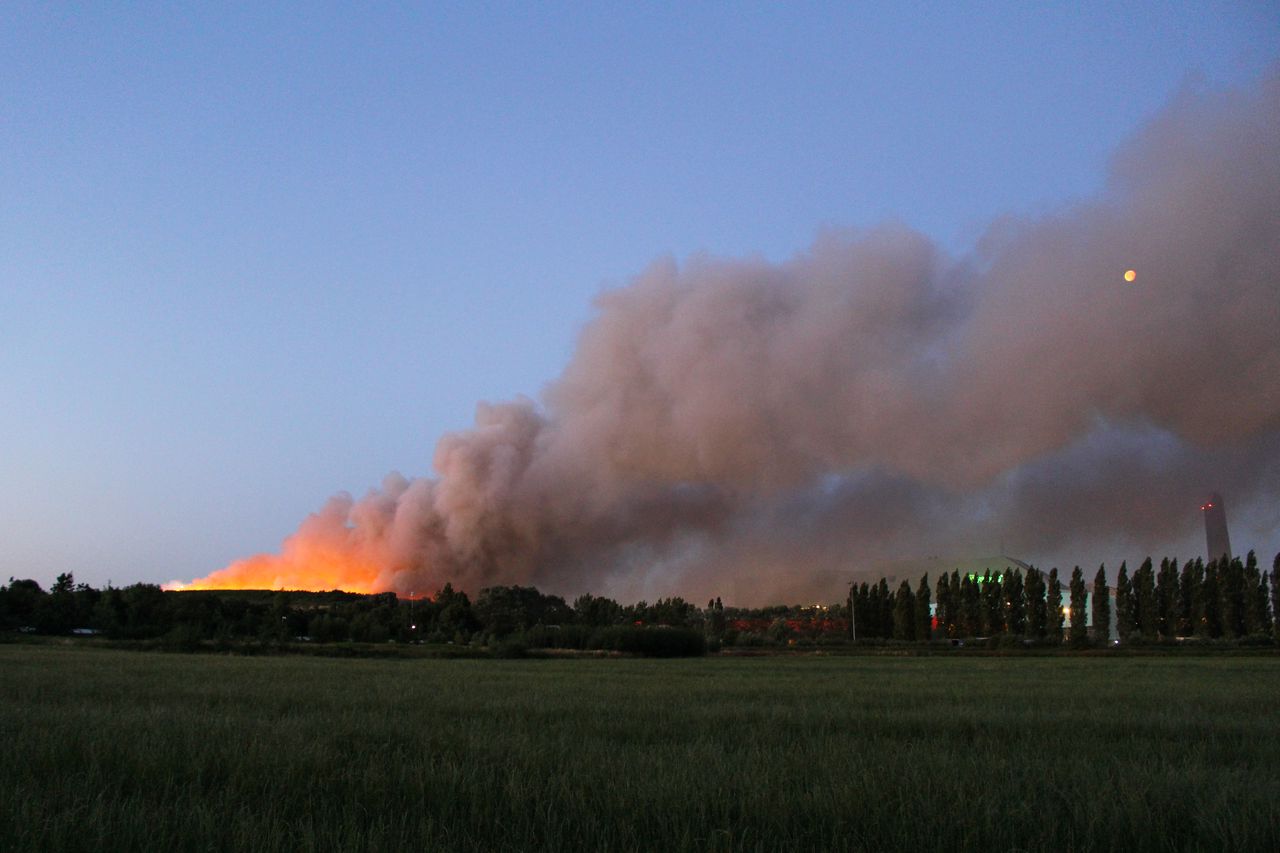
left=847, top=551, right=1280, bottom=644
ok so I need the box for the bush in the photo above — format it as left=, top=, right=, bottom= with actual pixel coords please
left=492, top=636, right=529, bottom=658
left=589, top=625, right=706, bottom=657
left=163, top=623, right=206, bottom=652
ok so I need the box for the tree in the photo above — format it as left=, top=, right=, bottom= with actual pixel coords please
left=1025, top=567, right=1047, bottom=641
left=853, top=583, right=871, bottom=640
left=1092, top=564, right=1111, bottom=646
left=1004, top=569, right=1026, bottom=636
left=35, top=572, right=81, bottom=634
left=645, top=597, right=701, bottom=628
left=982, top=571, right=1004, bottom=636
left=434, top=583, right=478, bottom=640
left=935, top=573, right=953, bottom=639
left=1, top=579, right=47, bottom=629
left=892, top=580, right=916, bottom=641
left=1242, top=551, right=1264, bottom=637
left=120, top=584, right=172, bottom=639
left=1115, top=562, right=1135, bottom=640
left=877, top=579, right=893, bottom=639
left=574, top=593, right=624, bottom=627
left=1219, top=557, right=1246, bottom=639
left=1068, top=567, right=1088, bottom=646
left=1135, top=558, right=1157, bottom=641
left=1256, top=572, right=1273, bottom=639
left=308, top=613, right=349, bottom=643
left=475, top=586, right=572, bottom=637
left=1201, top=558, right=1222, bottom=638
left=1177, top=559, right=1198, bottom=637
left=1047, top=569, right=1064, bottom=644
left=1156, top=558, right=1179, bottom=639
left=949, top=570, right=962, bottom=637
left=1272, top=553, right=1280, bottom=642
left=960, top=573, right=981, bottom=638
left=865, top=582, right=882, bottom=638
left=915, top=574, right=932, bottom=641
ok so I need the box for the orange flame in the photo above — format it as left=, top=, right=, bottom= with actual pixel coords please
left=179, top=508, right=403, bottom=593
left=181, top=550, right=387, bottom=593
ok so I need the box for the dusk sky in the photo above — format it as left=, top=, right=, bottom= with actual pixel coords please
left=3, top=3, right=1277, bottom=600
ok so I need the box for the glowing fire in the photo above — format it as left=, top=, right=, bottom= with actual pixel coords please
left=177, top=518, right=398, bottom=594
left=180, top=552, right=386, bottom=593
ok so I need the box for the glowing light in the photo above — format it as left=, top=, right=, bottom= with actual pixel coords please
left=180, top=548, right=388, bottom=593
left=1124, top=269, right=1137, bottom=282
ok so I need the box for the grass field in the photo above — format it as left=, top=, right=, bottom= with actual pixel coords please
left=2, top=645, right=1278, bottom=852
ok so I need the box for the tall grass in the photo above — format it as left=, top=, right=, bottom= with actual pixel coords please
left=2, top=646, right=1278, bottom=851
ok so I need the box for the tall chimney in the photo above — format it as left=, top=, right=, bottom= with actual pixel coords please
left=1201, top=492, right=1232, bottom=563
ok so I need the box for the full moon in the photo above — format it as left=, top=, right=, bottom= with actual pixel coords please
left=1124, top=269, right=1137, bottom=282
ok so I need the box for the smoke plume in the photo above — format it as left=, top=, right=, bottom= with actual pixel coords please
left=186, top=70, right=1280, bottom=603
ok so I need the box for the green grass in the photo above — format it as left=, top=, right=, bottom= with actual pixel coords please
left=2, top=646, right=1278, bottom=852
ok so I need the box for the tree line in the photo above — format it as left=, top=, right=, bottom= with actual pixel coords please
left=0, top=577, right=715, bottom=655
left=850, top=552, right=1279, bottom=647
left=3, top=550, right=1278, bottom=652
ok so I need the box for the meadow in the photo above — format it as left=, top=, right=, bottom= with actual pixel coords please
left=2, top=645, right=1278, bottom=852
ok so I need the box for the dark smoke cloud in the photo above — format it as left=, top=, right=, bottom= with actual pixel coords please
left=189, top=69, right=1280, bottom=603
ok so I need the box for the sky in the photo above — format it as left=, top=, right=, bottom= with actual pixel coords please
left=2, top=2, right=1278, bottom=600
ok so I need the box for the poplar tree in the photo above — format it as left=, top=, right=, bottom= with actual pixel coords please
left=864, top=581, right=878, bottom=638
left=915, top=574, right=932, bottom=642
left=893, top=580, right=915, bottom=641
left=1068, top=567, right=1088, bottom=646
left=1272, top=553, right=1280, bottom=642
left=1242, top=551, right=1263, bottom=637
left=1092, top=564, right=1111, bottom=645
left=950, top=570, right=962, bottom=633
left=1191, top=558, right=1211, bottom=637
left=878, top=578, right=893, bottom=639
left=1004, top=569, right=1026, bottom=636
left=1025, top=567, right=1047, bottom=641
left=1156, top=558, right=1179, bottom=638
left=1201, top=559, right=1222, bottom=638
left=854, top=583, right=870, bottom=640
left=1047, top=569, right=1064, bottom=643
left=1115, top=561, right=1134, bottom=640
left=1220, top=557, right=1245, bottom=639
left=1256, top=570, right=1272, bottom=638
left=1135, top=558, right=1157, bottom=641
left=977, top=571, right=991, bottom=634
left=936, top=573, right=953, bottom=638
left=961, top=574, right=981, bottom=638
left=982, top=571, right=1004, bottom=636
left=1177, top=559, right=1197, bottom=637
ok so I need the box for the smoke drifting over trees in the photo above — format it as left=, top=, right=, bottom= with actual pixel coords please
left=187, top=70, right=1280, bottom=603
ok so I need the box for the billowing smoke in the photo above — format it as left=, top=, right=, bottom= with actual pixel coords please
left=186, top=69, right=1280, bottom=603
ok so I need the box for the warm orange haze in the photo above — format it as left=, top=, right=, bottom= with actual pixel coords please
left=179, top=71, right=1280, bottom=603
left=179, top=552, right=384, bottom=595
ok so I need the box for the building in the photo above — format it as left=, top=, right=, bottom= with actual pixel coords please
left=1201, top=492, right=1232, bottom=563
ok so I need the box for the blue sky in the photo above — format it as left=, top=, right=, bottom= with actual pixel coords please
left=2, top=2, right=1277, bottom=590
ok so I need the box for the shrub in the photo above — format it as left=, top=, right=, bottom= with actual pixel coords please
left=492, top=636, right=529, bottom=658
left=589, top=625, right=706, bottom=657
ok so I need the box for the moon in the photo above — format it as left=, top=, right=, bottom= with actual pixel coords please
left=1124, top=269, right=1137, bottom=282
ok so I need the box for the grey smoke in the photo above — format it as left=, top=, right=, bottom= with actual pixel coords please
left=193, top=68, right=1280, bottom=603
